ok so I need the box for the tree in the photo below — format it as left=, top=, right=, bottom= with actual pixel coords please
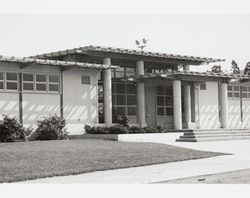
left=231, top=60, right=240, bottom=74
left=244, top=61, right=250, bottom=75
left=211, top=65, right=222, bottom=73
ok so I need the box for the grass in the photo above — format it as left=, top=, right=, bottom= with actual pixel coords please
left=0, top=139, right=226, bottom=183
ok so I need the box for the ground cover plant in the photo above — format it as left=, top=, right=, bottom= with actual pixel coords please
left=0, top=139, right=227, bottom=183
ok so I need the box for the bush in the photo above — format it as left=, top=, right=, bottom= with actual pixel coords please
left=84, top=124, right=162, bottom=135
left=112, top=108, right=129, bottom=127
left=84, top=125, right=109, bottom=134
left=109, top=124, right=129, bottom=134
left=143, top=127, right=160, bottom=133
left=128, top=126, right=145, bottom=133
left=34, top=115, right=68, bottom=140
left=0, top=115, right=31, bottom=142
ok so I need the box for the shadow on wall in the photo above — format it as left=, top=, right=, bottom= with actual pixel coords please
left=64, top=85, right=97, bottom=124
left=0, top=100, right=19, bottom=119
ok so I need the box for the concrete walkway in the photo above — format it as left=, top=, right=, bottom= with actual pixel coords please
left=22, top=140, right=250, bottom=183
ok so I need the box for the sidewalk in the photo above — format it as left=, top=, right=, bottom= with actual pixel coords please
left=22, top=140, right=250, bottom=183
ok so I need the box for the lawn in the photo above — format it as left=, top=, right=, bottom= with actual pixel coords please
left=0, top=139, right=226, bottom=183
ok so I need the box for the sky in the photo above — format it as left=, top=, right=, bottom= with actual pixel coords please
left=0, top=0, right=250, bottom=72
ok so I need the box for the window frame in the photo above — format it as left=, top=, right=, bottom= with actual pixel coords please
left=22, top=73, right=35, bottom=92
left=156, top=85, right=173, bottom=116
left=5, top=72, right=19, bottom=92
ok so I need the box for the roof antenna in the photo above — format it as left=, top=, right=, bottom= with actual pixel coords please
left=135, top=38, right=148, bottom=52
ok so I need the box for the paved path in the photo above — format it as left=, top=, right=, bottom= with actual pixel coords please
left=158, top=168, right=250, bottom=184
left=22, top=140, right=250, bottom=183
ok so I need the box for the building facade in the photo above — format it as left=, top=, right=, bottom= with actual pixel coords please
left=1, top=46, right=250, bottom=134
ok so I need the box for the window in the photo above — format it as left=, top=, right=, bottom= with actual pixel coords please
left=36, top=74, right=47, bottom=91
left=228, top=85, right=250, bottom=99
left=156, top=85, right=173, bottom=116
left=6, top=73, right=18, bottom=90
left=23, top=74, right=34, bottom=91
left=81, top=76, right=90, bottom=84
left=0, top=72, right=4, bottom=90
left=200, top=82, right=206, bottom=90
left=0, top=72, right=60, bottom=93
left=49, top=75, right=60, bottom=92
left=112, top=82, right=137, bottom=116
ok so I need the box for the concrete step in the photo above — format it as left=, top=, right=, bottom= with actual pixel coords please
left=183, top=131, right=250, bottom=136
left=176, top=129, right=250, bottom=142
left=180, top=133, right=250, bottom=139
left=176, top=136, right=250, bottom=142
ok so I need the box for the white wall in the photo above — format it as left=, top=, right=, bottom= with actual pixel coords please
left=22, top=94, right=60, bottom=125
left=0, top=93, right=19, bottom=120
left=63, top=68, right=99, bottom=134
left=199, top=82, right=220, bottom=129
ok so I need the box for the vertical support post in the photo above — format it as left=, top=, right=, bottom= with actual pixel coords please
left=173, top=80, right=182, bottom=130
left=219, top=82, right=228, bottom=128
left=18, top=73, right=23, bottom=124
left=136, top=60, right=146, bottom=127
left=103, top=57, right=112, bottom=126
left=191, top=83, right=200, bottom=128
left=183, top=84, right=191, bottom=127
left=60, top=70, right=64, bottom=119
left=183, top=65, right=191, bottom=128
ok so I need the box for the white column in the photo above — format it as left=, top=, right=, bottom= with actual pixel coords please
left=219, top=83, right=228, bottom=128
left=184, top=84, right=191, bottom=126
left=191, top=83, right=200, bottom=128
left=136, top=60, right=146, bottom=127
left=173, top=80, right=182, bottom=130
left=183, top=65, right=191, bottom=128
left=103, top=57, right=112, bottom=126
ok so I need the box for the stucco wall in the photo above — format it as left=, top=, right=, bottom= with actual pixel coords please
left=22, top=94, right=60, bottom=125
left=63, top=68, right=99, bottom=134
left=0, top=93, right=19, bottom=120
left=199, top=82, right=220, bottom=129
left=228, top=99, right=241, bottom=128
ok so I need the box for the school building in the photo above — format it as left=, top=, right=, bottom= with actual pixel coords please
left=1, top=45, right=250, bottom=138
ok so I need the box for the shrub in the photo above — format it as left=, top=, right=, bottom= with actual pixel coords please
left=143, top=127, right=160, bottom=133
left=0, top=115, right=31, bottom=142
left=34, top=115, right=68, bottom=140
left=84, top=125, right=109, bottom=134
left=109, top=124, right=129, bottom=134
left=128, top=126, right=145, bottom=133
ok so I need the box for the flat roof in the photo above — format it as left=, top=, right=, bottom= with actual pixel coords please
left=0, top=55, right=118, bottom=69
left=31, top=45, right=225, bottom=64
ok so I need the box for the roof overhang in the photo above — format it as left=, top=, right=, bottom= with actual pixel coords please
left=30, top=45, right=225, bottom=66
left=0, top=56, right=119, bottom=70
left=121, top=71, right=250, bottom=83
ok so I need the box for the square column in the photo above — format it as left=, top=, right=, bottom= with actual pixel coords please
left=183, top=84, right=191, bottom=127
left=191, top=83, right=200, bottom=128
left=103, top=57, right=112, bottom=126
left=183, top=65, right=191, bottom=128
left=173, top=80, right=182, bottom=130
left=219, top=83, right=228, bottom=128
left=136, top=60, right=146, bottom=127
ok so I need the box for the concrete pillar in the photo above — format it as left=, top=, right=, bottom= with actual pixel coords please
left=103, top=57, right=112, bottom=126
left=183, top=65, right=191, bottom=128
left=191, top=83, right=200, bottom=128
left=219, top=83, right=228, bottom=128
left=136, top=60, right=146, bottom=127
left=183, top=84, right=191, bottom=126
left=173, top=80, right=182, bottom=130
